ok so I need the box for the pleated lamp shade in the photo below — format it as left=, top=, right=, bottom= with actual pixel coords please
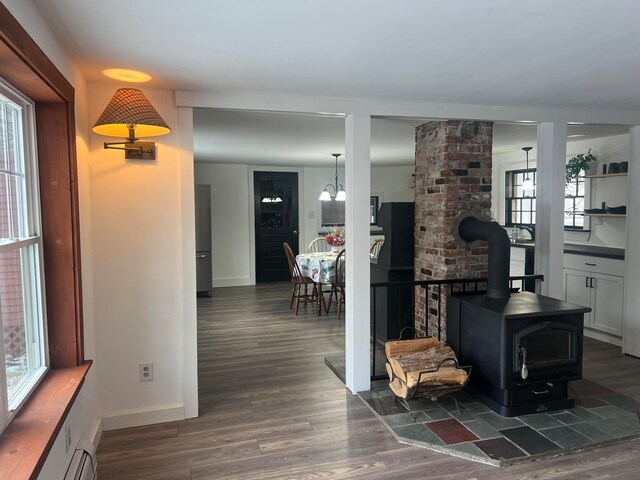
left=92, top=88, right=171, bottom=138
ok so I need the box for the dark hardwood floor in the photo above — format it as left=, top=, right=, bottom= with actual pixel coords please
left=97, top=282, right=640, bottom=479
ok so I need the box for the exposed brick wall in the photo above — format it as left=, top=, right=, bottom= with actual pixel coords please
left=414, top=120, right=493, bottom=340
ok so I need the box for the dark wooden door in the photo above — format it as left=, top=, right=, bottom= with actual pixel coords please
left=254, top=172, right=299, bottom=282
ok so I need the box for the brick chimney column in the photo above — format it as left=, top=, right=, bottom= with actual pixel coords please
left=414, top=120, right=493, bottom=340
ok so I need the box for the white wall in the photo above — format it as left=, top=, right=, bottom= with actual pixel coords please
left=492, top=133, right=630, bottom=248
left=194, top=163, right=414, bottom=287
left=194, top=163, right=252, bottom=287
left=88, top=83, right=197, bottom=428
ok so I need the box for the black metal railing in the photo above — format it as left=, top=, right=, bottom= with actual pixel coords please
left=369, top=275, right=544, bottom=380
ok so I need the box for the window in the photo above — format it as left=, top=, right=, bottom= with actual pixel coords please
left=564, top=173, right=585, bottom=229
left=0, top=79, right=47, bottom=435
left=505, top=168, right=537, bottom=225
left=504, top=168, right=585, bottom=229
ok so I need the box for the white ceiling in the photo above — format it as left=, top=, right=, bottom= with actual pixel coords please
left=193, top=109, right=628, bottom=166
left=31, top=0, right=635, bottom=166
left=36, top=0, right=640, bottom=111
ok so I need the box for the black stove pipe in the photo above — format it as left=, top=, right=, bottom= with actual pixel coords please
left=458, top=216, right=511, bottom=299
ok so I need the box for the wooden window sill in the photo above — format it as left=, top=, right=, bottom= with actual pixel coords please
left=0, top=361, right=92, bottom=480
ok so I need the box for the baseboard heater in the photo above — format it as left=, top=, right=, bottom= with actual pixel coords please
left=64, top=440, right=97, bottom=480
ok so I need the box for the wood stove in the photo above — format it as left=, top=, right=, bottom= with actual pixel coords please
left=444, top=215, right=591, bottom=417
left=447, top=292, right=589, bottom=416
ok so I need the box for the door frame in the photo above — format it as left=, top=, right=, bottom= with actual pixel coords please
left=248, top=166, right=305, bottom=285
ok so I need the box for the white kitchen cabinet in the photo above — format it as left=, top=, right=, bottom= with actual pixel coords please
left=563, top=253, right=624, bottom=342
left=510, top=246, right=525, bottom=277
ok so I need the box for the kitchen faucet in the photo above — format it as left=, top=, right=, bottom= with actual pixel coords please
left=517, top=225, right=535, bottom=241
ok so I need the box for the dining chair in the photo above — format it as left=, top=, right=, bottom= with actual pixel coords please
left=326, top=249, right=345, bottom=320
left=283, top=242, right=317, bottom=314
left=370, top=239, right=384, bottom=258
left=308, top=237, right=330, bottom=253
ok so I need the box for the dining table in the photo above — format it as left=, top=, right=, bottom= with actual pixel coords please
left=295, top=251, right=340, bottom=315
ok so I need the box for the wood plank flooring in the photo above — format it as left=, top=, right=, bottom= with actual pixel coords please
left=97, top=282, right=640, bottom=479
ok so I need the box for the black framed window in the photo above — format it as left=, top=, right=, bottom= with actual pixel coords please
left=505, top=168, right=537, bottom=226
left=505, top=168, right=585, bottom=229
left=564, top=173, right=585, bottom=229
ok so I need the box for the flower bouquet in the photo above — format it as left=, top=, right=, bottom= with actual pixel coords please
left=325, top=226, right=345, bottom=253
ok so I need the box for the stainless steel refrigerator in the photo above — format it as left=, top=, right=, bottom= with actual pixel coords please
left=195, top=184, right=212, bottom=295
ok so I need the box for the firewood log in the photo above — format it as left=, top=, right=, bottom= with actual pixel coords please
left=385, top=337, right=441, bottom=360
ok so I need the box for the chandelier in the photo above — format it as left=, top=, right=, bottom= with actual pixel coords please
left=319, top=153, right=345, bottom=201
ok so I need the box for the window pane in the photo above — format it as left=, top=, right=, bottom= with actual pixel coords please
left=0, top=171, right=27, bottom=240
left=1, top=245, right=43, bottom=407
left=4, top=102, right=22, bottom=174
left=565, top=198, right=574, bottom=213
left=1, top=95, right=27, bottom=241
left=515, top=184, right=523, bottom=197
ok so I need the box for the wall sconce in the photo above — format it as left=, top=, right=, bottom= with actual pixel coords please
left=92, top=88, right=171, bottom=160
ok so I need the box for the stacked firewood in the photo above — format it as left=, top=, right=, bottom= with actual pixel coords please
left=385, top=337, right=468, bottom=400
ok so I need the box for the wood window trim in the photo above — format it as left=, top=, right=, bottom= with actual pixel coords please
left=0, top=2, right=84, bottom=368
left=0, top=4, right=88, bottom=478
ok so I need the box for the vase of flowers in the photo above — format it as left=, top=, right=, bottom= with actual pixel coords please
left=325, top=226, right=345, bottom=253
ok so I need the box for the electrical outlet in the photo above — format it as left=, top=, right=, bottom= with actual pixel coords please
left=65, top=424, right=72, bottom=453
left=139, top=362, right=153, bottom=381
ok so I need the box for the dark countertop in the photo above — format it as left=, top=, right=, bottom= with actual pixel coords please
left=563, top=243, right=625, bottom=260
left=510, top=241, right=625, bottom=260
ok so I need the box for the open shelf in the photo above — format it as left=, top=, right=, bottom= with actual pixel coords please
left=582, top=213, right=626, bottom=218
left=585, top=173, right=628, bottom=179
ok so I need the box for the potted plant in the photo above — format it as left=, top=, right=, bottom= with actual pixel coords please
left=566, top=149, right=597, bottom=182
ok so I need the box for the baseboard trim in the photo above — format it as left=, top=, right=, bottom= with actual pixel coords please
left=89, top=417, right=103, bottom=447
left=584, top=328, right=622, bottom=347
left=212, top=277, right=252, bottom=288
left=100, top=405, right=185, bottom=431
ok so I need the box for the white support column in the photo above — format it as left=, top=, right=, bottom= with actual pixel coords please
left=344, top=113, right=371, bottom=393
left=623, top=125, right=640, bottom=357
left=178, top=107, right=199, bottom=418
left=535, top=122, right=567, bottom=299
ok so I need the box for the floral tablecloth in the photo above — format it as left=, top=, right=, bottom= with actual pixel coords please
left=296, top=251, right=339, bottom=284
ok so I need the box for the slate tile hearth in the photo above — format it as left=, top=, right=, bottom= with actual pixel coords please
left=360, top=378, right=640, bottom=467
left=425, top=418, right=479, bottom=445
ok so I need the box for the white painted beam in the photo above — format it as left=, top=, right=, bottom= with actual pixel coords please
left=178, top=107, right=199, bottom=419
left=535, top=122, right=567, bottom=299
left=623, top=125, right=640, bottom=357
left=175, top=91, right=640, bottom=126
left=344, top=114, right=371, bottom=393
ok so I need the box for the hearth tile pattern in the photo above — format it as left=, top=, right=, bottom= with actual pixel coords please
left=360, top=379, right=640, bottom=467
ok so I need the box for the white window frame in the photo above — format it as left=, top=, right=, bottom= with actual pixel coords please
left=0, top=78, right=48, bottom=435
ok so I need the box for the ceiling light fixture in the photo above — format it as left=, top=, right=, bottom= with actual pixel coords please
left=319, top=153, right=345, bottom=201
left=102, top=68, right=152, bottom=83
left=522, top=147, right=534, bottom=192
left=261, top=195, right=283, bottom=203
left=92, top=88, right=171, bottom=160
